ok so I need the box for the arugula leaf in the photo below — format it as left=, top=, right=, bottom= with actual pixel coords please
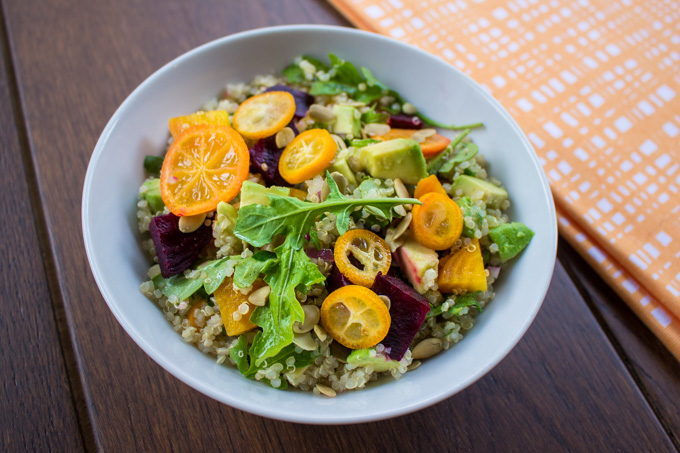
left=328, top=53, right=364, bottom=85
left=282, top=63, right=305, bottom=84
left=417, top=112, right=485, bottom=131
left=361, top=107, right=389, bottom=125
left=354, top=85, right=384, bottom=105
left=427, top=129, right=471, bottom=175
left=456, top=197, right=486, bottom=238
left=309, top=81, right=357, bottom=96
left=360, top=66, right=389, bottom=90
left=153, top=258, right=232, bottom=301
left=438, top=143, right=479, bottom=175
left=231, top=251, right=277, bottom=289
left=426, top=294, right=483, bottom=319
left=234, top=171, right=418, bottom=248
left=301, top=55, right=329, bottom=71
left=248, top=237, right=325, bottom=365
left=229, top=335, right=249, bottom=374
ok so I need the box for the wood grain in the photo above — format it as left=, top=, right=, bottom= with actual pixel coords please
left=0, top=6, right=84, bottom=451
left=2, top=0, right=677, bottom=450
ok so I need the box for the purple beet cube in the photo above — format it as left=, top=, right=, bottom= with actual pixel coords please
left=387, top=114, right=424, bottom=130
left=305, top=248, right=334, bottom=264
left=372, top=272, right=430, bottom=361
left=327, top=265, right=352, bottom=293
left=264, top=85, right=314, bottom=118
left=149, top=214, right=213, bottom=278
left=249, top=121, right=299, bottom=187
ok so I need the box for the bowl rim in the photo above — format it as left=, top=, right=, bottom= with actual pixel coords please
left=82, top=23, right=557, bottom=424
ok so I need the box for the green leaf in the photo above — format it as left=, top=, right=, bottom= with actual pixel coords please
left=456, top=197, right=486, bottom=238
left=301, top=55, right=329, bottom=71
left=417, top=112, right=485, bottom=131
left=438, top=143, right=479, bottom=175
left=153, top=258, right=233, bottom=300
left=309, top=81, right=357, bottom=96
left=351, top=138, right=380, bottom=148
left=360, top=66, right=389, bottom=90
left=328, top=53, right=364, bottom=85
left=426, top=294, right=482, bottom=319
left=201, top=259, right=233, bottom=294
left=282, top=63, right=305, bottom=84
left=234, top=171, right=417, bottom=249
left=248, top=237, right=325, bottom=365
left=360, top=107, right=389, bottom=125
left=230, top=335, right=249, bottom=374
left=144, top=155, right=164, bottom=176
left=231, top=251, right=277, bottom=289
left=427, top=129, right=471, bottom=175
left=245, top=341, right=317, bottom=378
left=354, top=85, right=384, bottom=105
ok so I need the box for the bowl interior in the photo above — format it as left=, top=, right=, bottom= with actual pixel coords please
left=82, top=25, right=557, bottom=424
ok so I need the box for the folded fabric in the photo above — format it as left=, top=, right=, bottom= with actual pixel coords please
left=329, top=0, right=680, bottom=360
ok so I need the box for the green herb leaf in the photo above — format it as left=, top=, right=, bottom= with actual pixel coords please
left=282, top=63, right=305, bottom=84
left=438, top=143, right=479, bottom=175
left=426, top=294, right=482, bottom=319
left=230, top=335, right=249, bottom=374
left=247, top=237, right=325, bottom=365
left=309, top=81, right=357, bottom=96
left=427, top=129, right=471, bottom=175
left=144, top=155, right=164, bottom=176
left=417, top=112, right=484, bottom=131
left=360, top=66, right=389, bottom=90
left=360, top=107, right=389, bottom=125
left=328, top=53, right=364, bottom=85
left=153, top=258, right=232, bottom=300
left=231, top=251, right=277, bottom=289
left=456, top=197, right=486, bottom=238
left=301, top=55, right=329, bottom=72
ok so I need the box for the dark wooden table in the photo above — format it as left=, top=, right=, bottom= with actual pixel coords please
left=2, top=0, right=679, bottom=451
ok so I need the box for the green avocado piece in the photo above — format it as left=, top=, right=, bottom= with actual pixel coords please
left=347, top=348, right=401, bottom=372
left=239, top=181, right=291, bottom=207
left=328, top=149, right=358, bottom=186
left=357, top=138, right=427, bottom=185
left=142, top=178, right=165, bottom=213
left=332, top=105, right=361, bottom=138
left=488, top=222, right=535, bottom=262
left=456, top=197, right=486, bottom=238
left=451, top=175, right=508, bottom=209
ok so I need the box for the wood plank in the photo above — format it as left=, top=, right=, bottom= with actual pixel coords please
left=0, top=6, right=85, bottom=451
left=559, top=238, right=680, bottom=447
left=3, top=0, right=676, bottom=450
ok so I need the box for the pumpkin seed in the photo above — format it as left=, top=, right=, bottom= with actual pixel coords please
left=275, top=127, right=295, bottom=148
left=178, top=212, right=206, bottom=233
left=411, top=338, right=443, bottom=360
left=308, top=104, right=336, bottom=122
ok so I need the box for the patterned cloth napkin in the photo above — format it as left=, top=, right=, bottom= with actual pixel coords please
left=329, top=0, right=680, bottom=360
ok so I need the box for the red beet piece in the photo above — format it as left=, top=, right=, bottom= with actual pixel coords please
left=305, top=248, right=334, bottom=263
left=264, top=85, right=314, bottom=118
left=149, top=214, right=213, bottom=278
left=387, top=114, right=424, bottom=130
left=372, top=272, right=430, bottom=361
left=327, top=265, right=352, bottom=293
left=249, top=121, right=299, bottom=187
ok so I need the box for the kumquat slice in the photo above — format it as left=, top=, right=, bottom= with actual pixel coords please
left=413, top=174, right=448, bottom=199
left=232, top=91, right=296, bottom=140
left=320, top=285, right=391, bottom=350
left=334, top=229, right=392, bottom=287
left=160, top=125, right=249, bottom=216
left=374, top=128, right=451, bottom=157
left=168, top=110, right=231, bottom=139
left=278, top=129, right=337, bottom=184
left=411, top=192, right=463, bottom=250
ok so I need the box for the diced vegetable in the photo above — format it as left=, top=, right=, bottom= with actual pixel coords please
left=305, top=248, right=334, bottom=263
left=214, top=277, right=262, bottom=336
left=149, top=213, right=213, bottom=278
left=437, top=238, right=487, bottom=293
left=371, top=272, right=430, bottom=361
left=143, top=155, right=164, bottom=176
left=394, top=238, right=439, bottom=295
left=387, top=114, right=423, bottom=130
left=374, top=128, right=451, bottom=157
left=413, top=174, right=448, bottom=199
left=456, top=197, right=486, bottom=238
left=249, top=128, right=294, bottom=187
left=488, top=222, right=534, bottom=261
left=326, top=264, right=352, bottom=293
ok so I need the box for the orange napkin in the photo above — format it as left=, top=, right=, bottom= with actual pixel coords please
left=329, top=0, right=680, bottom=360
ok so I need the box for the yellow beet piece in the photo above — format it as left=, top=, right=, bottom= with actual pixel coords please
left=413, top=174, right=448, bottom=199
left=168, top=110, right=231, bottom=139
left=437, top=238, right=488, bottom=293
left=213, top=277, right=259, bottom=337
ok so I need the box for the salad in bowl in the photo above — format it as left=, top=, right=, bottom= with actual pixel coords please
left=135, top=53, right=534, bottom=397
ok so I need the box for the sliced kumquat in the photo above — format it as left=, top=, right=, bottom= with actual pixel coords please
left=437, top=238, right=488, bottom=293
left=160, top=125, right=249, bottom=216
left=374, top=128, right=451, bottom=157
left=168, top=110, right=231, bottom=139
left=411, top=192, right=463, bottom=250
left=278, top=129, right=337, bottom=184
left=232, top=91, right=296, bottom=140
left=320, top=285, right=391, bottom=349
left=413, top=174, right=448, bottom=199
left=214, top=278, right=265, bottom=337
left=334, top=229, right=392, bottom=287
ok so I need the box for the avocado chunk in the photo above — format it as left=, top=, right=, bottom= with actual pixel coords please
left=456, top=197, right=486, bottom=238
left=395, top=237, right=439, bottom=294
left=488, top=222, right=534, bottom=261
left=142, top=178, right=165, bottom=213
left=332, top=105, right=361, bottom=138
left=240, top=180, right=291, bottom=207
left=327, top=149, right=358, bottom=186
left=451, top=175, right=508, bottom=209
left=357, top=138, right=427, bottom=184
left=347, top=348, right=401, bottom=372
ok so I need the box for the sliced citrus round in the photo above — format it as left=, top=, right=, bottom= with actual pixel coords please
left=334, top=229, right=392, bottom=287
left=168, top=110, right=231, bottom=139
left=375, top=128, right=451, bottom=157
left=411, top=192, right=463, bottom=250
left=160, top=125, right=249, bottom=216
left=320, top=285, right=391, bottom=350
left=232, top=91, right=296, bottom=140
left=278, top=129, right=337, bottom=184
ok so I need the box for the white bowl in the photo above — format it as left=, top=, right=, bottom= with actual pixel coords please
left=82, top=25, right=557, bottom=424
